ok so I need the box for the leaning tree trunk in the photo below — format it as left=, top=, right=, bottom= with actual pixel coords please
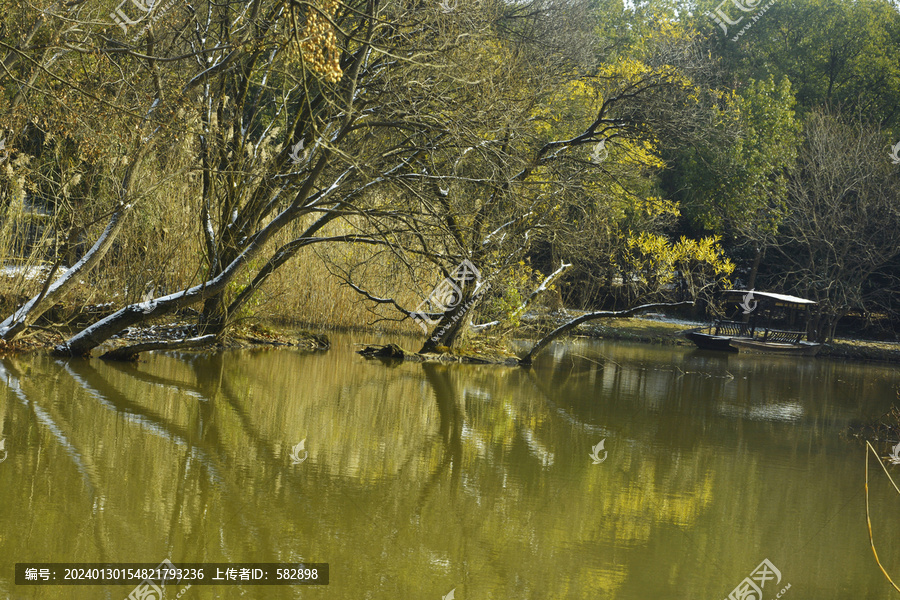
left=53, top=169, right=335, bottom=357
left=419, top=285, right=487, bottom=354
left=0, top=206, right=129, bottom=341
left=53, top=245, right=257, bottom=357
left=419, top=298, right=474, bottom=354
left=2, top=110, right=156, bottom=342
left=100, top=334, right=217, bottom=361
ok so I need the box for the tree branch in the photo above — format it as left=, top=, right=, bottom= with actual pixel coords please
left=519, top=301, right=694, bottom=365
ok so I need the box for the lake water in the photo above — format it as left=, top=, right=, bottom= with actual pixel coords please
left=1, top=334, right=899, bottom=599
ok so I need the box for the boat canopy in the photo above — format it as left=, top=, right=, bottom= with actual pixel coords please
left=723, top=289, right=817, bottom=309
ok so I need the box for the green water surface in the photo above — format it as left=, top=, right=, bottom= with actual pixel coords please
left=1, top=335, right=898, bottom=599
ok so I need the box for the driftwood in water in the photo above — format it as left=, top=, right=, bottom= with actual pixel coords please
left=518, top=301, right=694, bottom=365
left=100, top=335, right=217, bottom=361
left=358, top=344, right=512, bottom=365
left=358, top=343, right=406, bottom=359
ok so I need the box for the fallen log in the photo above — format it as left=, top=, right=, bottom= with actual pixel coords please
left=100, top=334, right=218, bottom=361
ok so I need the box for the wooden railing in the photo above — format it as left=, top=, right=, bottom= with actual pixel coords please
left=712, top=321, right=806, bottom=344
left=714, top=320, right=754, bottom=337
left=761, top=329, right=803, bottom=344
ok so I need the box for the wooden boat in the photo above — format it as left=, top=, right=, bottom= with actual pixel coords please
left=686, top=320, right=749, bottom=353
left=728, top=337, right=822, bottom=356
left=685, top=290, right=823, bottom=356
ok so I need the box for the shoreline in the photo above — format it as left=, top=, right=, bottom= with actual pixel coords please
left=565, top=316, right=900, bottom=364
left=3, top=311, right=900, bottom=365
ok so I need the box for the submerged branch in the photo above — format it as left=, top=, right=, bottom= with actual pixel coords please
left=100, top=335, right=218, bottom=361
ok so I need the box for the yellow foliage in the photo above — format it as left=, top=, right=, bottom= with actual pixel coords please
left=634, top=196, right=680, bottom=218
left=530, top=78, right=600, bottom=140
left=626, top=232, right=734, bottom=289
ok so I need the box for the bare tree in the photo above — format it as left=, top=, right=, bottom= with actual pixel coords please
left=772, top=110, right=900, bottom=342
left=50, top=0, right=541, bottom=356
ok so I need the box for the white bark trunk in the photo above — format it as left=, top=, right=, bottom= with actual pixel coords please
left=0, top=206, right=129, bottom=341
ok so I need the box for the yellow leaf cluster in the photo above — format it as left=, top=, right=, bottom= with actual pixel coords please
left=634, top=196, right=680, bottom=218
left=671, top=236, right=735, bottom=277
left=626, top=232, right=734, bottom=287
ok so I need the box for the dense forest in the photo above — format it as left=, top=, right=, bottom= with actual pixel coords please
left=0, top=0, right=899, bottom=354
